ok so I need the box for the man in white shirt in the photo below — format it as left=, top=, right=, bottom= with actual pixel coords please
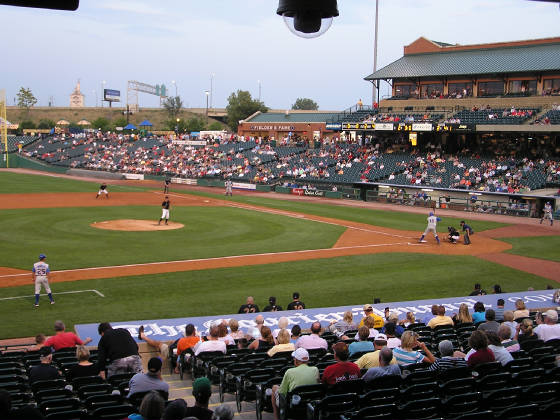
left=535, top=310, right=560, bottom=342
left=193, top=326, right=226, bottom=356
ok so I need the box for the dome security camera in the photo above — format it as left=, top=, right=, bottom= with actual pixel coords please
left=277, top=0, right=339, bottom=39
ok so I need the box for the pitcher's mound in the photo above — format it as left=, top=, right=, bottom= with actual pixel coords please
left=91, top=219, right=184, bottom=231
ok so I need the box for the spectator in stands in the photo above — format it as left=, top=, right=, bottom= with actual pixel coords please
left=128, top=390, right=166, bottom=420
left=29, top=346, right=60, bottom=383
left=494, top=299, right=505, bottom=321
left=384, top=313, right=404, bottom=337
left=128, top=357, right=169, bottom=398
left=272, top=317, right=289, bottom=340
left=329, top=311, right=357, bottom=337
left=513, top=299, right=530, bottom=320
left=427, top=305, right=454, bottom=329
left=486, top=332, right=513, bottom=366
left=469, top=283, right=487, bottom=296
left=353, top=316, right=379, bottom=340
left=290, top=325, right=302, bottom=345
left=44, top=320, right=92, bottom=351
left=472, top=302, right=486, bottom=324
left=217, top=322, right=235, bottom=346
left=393, top=331, right=435, bottom=366
left=349, top=326, right=375, bottom=357
left=271, top=348, right=319, bottom=420
left=295, top=322, right=328, bottom=350
left=466, top=330, right=495, bottom=368
left=175, top=324, right=201, bottom=361
left=358, top=304, right=384, bottom=329
left=321, top=342, right=361, bottom=386
left=383, top=323, right=401, bottom=349
left=515, top=318, right=542, bottom=351
left=248, top=326, right=275, bottom=350
left=212, top=404, right=235, bottom=420
left=27, top=333, right=47, bottom=353
left=362, top=347, right=401, bottom=382
left=161, top=399, right=188, bottom=420
left=478, top=309, right=500, bottom=335
left=429, top=340, right=467, bottom=372
left=67, top=345, right=99, bottom=381
left=228, top=319, right=245, bottom=340
left=97, top=322, right=142, bottom=379
left=247, top=314, right=265, bottom=340
left=185, top=377, right=214, bottom=420
left=534, top=309, right=560, bottom=342
left=194, top=325, right=227, bottom=356
left=453, top=303, right=473, bottom=326
left=238, top=296, right=259, bottom=314
left=263, top=296, right=283, bottom=312
left=423, top=305, right=439, bottom=325
left=399, top=312, right=416, bottom=328
left=355, top=334, right=397, bottom=369
left=268, top=329, right=295, bottom=357
left=502, top=311, right=518, bottom=338
left=498, top=324, right=520, bottom=353
left=286, top=292, right=305, bottom=310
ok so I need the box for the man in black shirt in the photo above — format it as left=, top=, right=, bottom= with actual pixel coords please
left=287, top=292, right=305, bottom=310
left=263, top=296, right=283, bottom=312
left=29, top=346, right=60, bottom=383
left=238, top=296, right=259, bottom=313
left=469, top=283, right=487, bottom=296
left=97, top=322, right=142, bottom=379
left=184, top=377, right=213, bottom=420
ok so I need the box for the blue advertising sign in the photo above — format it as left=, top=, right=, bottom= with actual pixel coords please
left=104, top=89, right=120, bottom=102
left=75, top=290, right=556, bottom=346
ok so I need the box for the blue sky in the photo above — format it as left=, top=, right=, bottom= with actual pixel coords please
left=1, top=0, right=559, bottom=110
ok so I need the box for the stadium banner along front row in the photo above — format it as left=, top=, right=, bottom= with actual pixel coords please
left=76, top=290, right=557, bottom=346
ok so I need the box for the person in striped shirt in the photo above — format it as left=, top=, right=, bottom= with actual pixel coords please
left=428, top=340, right=467, bottom=372
left=393, top=331, right=435, bottom=366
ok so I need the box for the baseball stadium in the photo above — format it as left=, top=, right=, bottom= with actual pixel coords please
left=2, top=5, right=560, bottom=420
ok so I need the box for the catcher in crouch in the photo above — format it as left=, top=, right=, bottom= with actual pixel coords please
left=447, top=226, right=460, bottom=244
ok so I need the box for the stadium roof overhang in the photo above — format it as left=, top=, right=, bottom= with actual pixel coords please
left=364, top=42, right=560, bottom=81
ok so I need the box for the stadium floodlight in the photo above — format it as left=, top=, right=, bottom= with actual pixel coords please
left=277, top=0, right=339, bottom=39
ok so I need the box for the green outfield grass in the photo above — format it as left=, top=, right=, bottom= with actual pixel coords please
left=0, top=252, right=551, bottom=339
left=0, top=172, right=147, bottom=193
left=503, top=236, right=560, bottom=262
left=0, top=206, right=344, bottom=270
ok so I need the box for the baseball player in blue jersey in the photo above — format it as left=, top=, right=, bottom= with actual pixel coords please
left=419, top=212, right=441, bottom=244
left=32, top=254, right=55, bottom=307
left=540, top=201, right=553, bottom=226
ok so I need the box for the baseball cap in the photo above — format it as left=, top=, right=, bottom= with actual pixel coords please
left=363, top=304, right=373, bottom=311
left=147, top=357, right=162, bottom=373
left=544, top=309, right=558, bottom=322
left=291, top=348, right=309, bottom=362
left=193, top=377, right=212, bottom=396
left=269, top=296, right=276, bottom=305
left=374, top=333, right=388, bottom=342
left=39, top=346, right=53, bottom=358
left=293, top=292, right=300, bottom=299
left=39, top=254, right=46, bottom=260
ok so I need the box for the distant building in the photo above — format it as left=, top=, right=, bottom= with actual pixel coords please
left=70, top=80, right=85, bottom=107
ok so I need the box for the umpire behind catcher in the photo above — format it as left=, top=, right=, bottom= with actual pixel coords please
left=460, top=221, right=474, bottom=245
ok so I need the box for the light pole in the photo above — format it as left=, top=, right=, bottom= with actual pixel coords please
left=210, top=73, right=214, bottom=109
left=205, top=90, right=209, bottom=125
left=101, top=80, right=106, bottom=107
left=176, top=117, right=180, bottom=135
left=372, top=0, right=379, bottom=105
left=258, top=80, right=262, bottom=102
left=171, top=80, right=177, bottom=97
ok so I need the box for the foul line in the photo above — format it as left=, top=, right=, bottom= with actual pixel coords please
left=0, top=289, right=105, bottom=300
left=0, top=242, right=415, bottom=279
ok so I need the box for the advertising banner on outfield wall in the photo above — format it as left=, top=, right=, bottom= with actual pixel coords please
left=76, top=290, right=557, bottom=346
left=232, top=182, right=256, bottom=190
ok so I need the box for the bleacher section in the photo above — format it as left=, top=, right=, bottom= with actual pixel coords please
left=3, top=135, right=39, bottom=153
left=450, top=108, right=538, bottom=125
left=542, top=110, right=560, bottom=124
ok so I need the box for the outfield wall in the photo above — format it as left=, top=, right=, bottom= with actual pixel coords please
left=76, top=289, right=558, bottom=346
